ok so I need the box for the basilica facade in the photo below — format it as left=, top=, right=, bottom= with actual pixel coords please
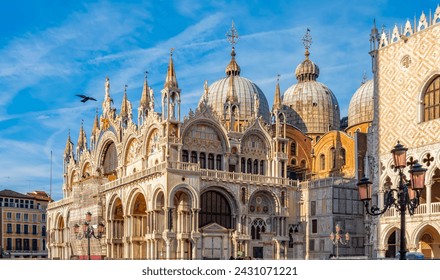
left=47, top=5, right=440, bottom=258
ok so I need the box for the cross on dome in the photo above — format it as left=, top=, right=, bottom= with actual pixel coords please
left=226, top=21, right=239, bottom=46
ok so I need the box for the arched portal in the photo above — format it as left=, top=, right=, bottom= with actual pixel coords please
left=53, top=215, right=66, bottom=260
left=199, top=188, right=235, bottom=260
left=127, top=192, right=147, bottom=259
left=173, top=189, right=193, bottom=259
left=385, top=230, right=398, bottom=258
left=416, top=225, right=440, bottom=259
left=109, top=197, right=124, bottom=259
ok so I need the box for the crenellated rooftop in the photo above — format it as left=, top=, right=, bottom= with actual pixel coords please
left=377, top=4, right=440, bottom=49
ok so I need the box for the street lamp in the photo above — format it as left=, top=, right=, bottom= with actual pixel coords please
left=329, top=224, right=350, bottom=259
left=357, top=141, right=427, bottom=260
left=74, top=212, right=105, bottom=260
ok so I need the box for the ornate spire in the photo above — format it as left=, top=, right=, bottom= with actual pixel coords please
left=370, top=18, right=379, bottom=51
left=273, top=74, right=282, bottom=111
left=92, top=108, right=99, bottom=136
left=225, top=21, right=241, bottom=76
left=64, top=130, right=74, bottom=159
left=120, top=85, right=129, bottom=118
left=77, top=120, right=87, bottom=150
left=140, top=71, right=150, bottom=108
left=295, top=29, right=319, bottom=82
left=164, top=48, right=179, bottom=89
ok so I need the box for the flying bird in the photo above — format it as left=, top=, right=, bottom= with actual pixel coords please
left=76, top=94, right=97, bottom=103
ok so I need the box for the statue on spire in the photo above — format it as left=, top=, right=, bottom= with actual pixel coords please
left=105, top=76, right=110, bottom=99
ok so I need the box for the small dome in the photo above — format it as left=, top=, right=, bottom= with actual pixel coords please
left=295, top=56, right=320, bottom=82
left=282, top=81, right=340, bottom=134
left=201, top=76, right=271, bottom=123
left=348, top=79, right=374, bottom=128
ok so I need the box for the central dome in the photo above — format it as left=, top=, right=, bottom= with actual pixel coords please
left=205, top=77, right=271, bottom=123
left=198, top=47, right=271, bottom=123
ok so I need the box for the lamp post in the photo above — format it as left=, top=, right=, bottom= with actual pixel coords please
left=357, top=141, right=427, bottom=260
left=74, top=212, right=105, bottom=260
left=329, top=224, right=350, bottom=259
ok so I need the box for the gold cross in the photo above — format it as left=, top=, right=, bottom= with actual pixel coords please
left=226, top=20, right=239, bottom=46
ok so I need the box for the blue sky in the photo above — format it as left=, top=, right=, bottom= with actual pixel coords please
left=0, top=0, right=438, bottom=200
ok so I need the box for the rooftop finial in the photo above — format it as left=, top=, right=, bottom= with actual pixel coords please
left=226, top=20, right=239, bottom=47
left=145, top=71, right=149, bottom=79
left=302, top=28, right=312, bottom=58
left=362, top=71, right=367, bottom=84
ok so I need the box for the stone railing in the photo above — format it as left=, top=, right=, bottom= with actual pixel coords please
left=103, top=162, right=167, bottom=192
left=47, top=197, right=74, bottom=210
left=274, top=152, right=288, bottom=159
left=382, top=202, right=440, bottom=217
left=167, top=161, right=199, bottom=171
left=200, top=169, right=297, bottom=187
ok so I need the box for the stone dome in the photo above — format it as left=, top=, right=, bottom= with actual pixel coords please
left=348, top=79, right=374, bottom=128
left=282, top=52, right=340, bottom=134
left=201, top=76, right=271, bottom=123
left=295, top=57, right=320, bottom=82
left=198, top=47, right=271, bottom=123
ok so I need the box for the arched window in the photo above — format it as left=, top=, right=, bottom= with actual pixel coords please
left=191, top=151, right=198, bottom=163
left=199, top=191, right=232, bottom=229
left=291, top=158, right=297, bottom=166
left=216, top=155, right=222, bottom=170
left=182, top=150, right=189, bottom=162
left=241, top=158, right=246, bottom=173
left=208, top=154, right=214, bottom=169
left=199, top=152, right=206, bottom=169
left=300, top=160, right=306, bottom=168
left=320, top=154, right=325, bottom=170
left=253, top=159, right=259, bottom=174
left=247, top=159, right=252, bottom=174
left=330, top=147, right=336, bottom=169
left=260, top=161, right=264, bottom=175
left=340, top=148, right=346, bottom=166
left=251, top=218, right=266, bottom=240
left=290, top=141, right=297, bottom=156
left=103, top=142, right=118, bottom=175
left=424, top=76, right=440, bottom=121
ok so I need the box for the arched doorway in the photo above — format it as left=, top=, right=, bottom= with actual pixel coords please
left=54, top=215, right=66, bottom=259
left=153, top=191, right=166, bottom=259
left=109, top=197, right=124, bottom=259
left=385, top=230, right=398, bottom=258
left=248, top=191, right=278, bottom=259
left=128, top=192, right=147, bottom=259
left=173, top=190, right=193, bottom=259
left=199, top=189, right=235, bottom=260
left=417, top=225, right=440, bottom=259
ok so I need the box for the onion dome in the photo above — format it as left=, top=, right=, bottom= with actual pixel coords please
left=295, top=49, right=320, bottom=82
left=282, top=30, right=340, bottom=134
left=198, top=22, right=271, bottom=123
left=348, top=79, right=373, bottom=128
